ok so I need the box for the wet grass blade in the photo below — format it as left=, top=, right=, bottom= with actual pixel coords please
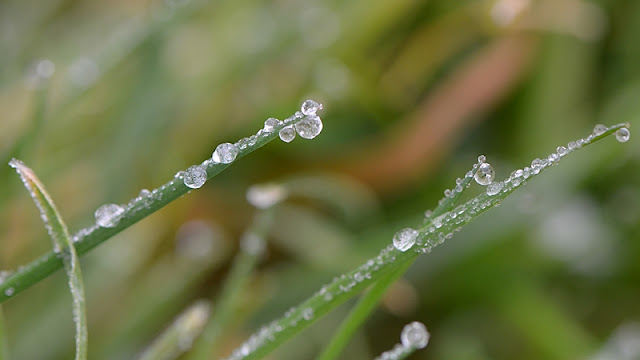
left=8, top=159, right=87, bottom=360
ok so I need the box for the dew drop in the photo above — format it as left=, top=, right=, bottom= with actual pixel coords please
left=139, top=188, right=150, bottom=197
left=95, top=204, right=124, bottom=228
left=392, top=228, right=419, bottom=252
left=300, top=99, right=323, bottom=116
left=556, top=146, right=568, bottom=156
left=279, top=125, right=296, bottom=142
left=263, top=118, right=280, bottom=133
left=593, top=124, right=607, bottom=136
left=294, top=115, right=323, bottom=139
left=212, top=143, right=239, bottom=164
left=182, top=165, right=207, bottom=189
left=302, top=307, right=314, bottom=320
left=4, top=287, right=14, bottom=297
left=401, top=321, right=430, bottom=349
left=616, top=127, right=630, bottom=143
left=478, top=155, right=487, bottom=163
left=486, top=182, right=503, bottom=196
left=474, top=162, right=495, bottom=186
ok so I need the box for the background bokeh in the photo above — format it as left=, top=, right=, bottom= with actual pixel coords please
left=1, top=0, right=639, bottom=359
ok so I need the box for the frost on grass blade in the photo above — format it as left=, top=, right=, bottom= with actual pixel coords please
left=9, top=159, right=88, bottom=360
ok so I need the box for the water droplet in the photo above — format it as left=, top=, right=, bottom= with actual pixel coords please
left=474, top=163, right=495, bottom=186
left=95, top=204, right=125, bottom=228
left=212, top=143, right=239, bottom=164
left=302, top=307, right=314, bottom=320
left=139, top=189, right=150, bottom=197
left=279, top=125, right=296, bottom=142
left=556, top=146, right=568, bottom=156
left=401, top=321, right=430, bottom=349
left=393, top=228, right=419, bottom=252
left=486, top=182, right=503, bottom=196
left=294, top=115, right=323, bottom=139
left=246, top=184, right=287, bottom=209
left=616, top=127, right=630, bottom=143
left=263, top=118, right=280, bottom=133
left=593, top=124, right=607, bottom=136
left=301, top=99, right=323, bottom=116
left=4, top=287, right=14, bottom=297
left=478, top=155, right=487, bottom=163
left=183, top=165, right=207, bottom=189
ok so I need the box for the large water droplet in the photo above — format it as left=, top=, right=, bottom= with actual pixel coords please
left=95, top=204, right=124, bottom=228
left=616, top=127, right=630, bottom=143
left=294, top=115, right=323, bottom=139
left=301, top=99, right=322, bottom=116
left=263, top=118, right=280, bottom=133
left=392, top=228, right=419, bottom=252
left=212, top=143, right=239, bottom=164
left=183, top=165, right=207, bottom=189
left=474, top=162, right=495, bottom=186
left=593, top=124, right=607, bottom=136
left=279, top=125, right=296, bottom=142
left=401, top=321, right=430, bottom=349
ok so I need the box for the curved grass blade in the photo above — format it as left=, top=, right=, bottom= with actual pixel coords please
left=138, top=301, right=210, bottom=360
left=0, top=102, right=322, bottom=303
left=8, top=159, right=87, bottom=360
left=221, top=123, right=629, bottom=360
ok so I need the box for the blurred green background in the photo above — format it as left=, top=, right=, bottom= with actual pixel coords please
left=1, top=0, right=639, bottom=359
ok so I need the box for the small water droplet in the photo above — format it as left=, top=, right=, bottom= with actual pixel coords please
left=401, top=321, right=430, bottom=349
left=302, top=307, right=314, bottom=320
left=263, top=118, right=281, bottom=133
left=212, top=143, right=239, bottom=164
left=593, top=124, right=607, bottom=136
left=474, top=162, right=495, bottom=186
left=568, top=141, right=578, bottom=150
left=615, top=127, right=630, bottom=143
left=279, top=125, right=296, bottom=142
left=183, top=165, right=207, bottom=189
left=294, top=115, right=323, bottom=139
left=392, top=228, right=419, bottom=252
left=4, top=287, right=14, bottom=297
left=556, top=146, right=568, bottom=156
left=478, top=155, right=487, bottom=163
left=95, top=204, right=124, bottom=228
left=139, top=189, right=150, bottom=197
left=486, top=181, right=503, bottom=196
left=300, top=99, right=323, bottom=116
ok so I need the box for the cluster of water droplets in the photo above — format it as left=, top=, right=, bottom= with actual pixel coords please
left=374, top=321, right=430, bottom=360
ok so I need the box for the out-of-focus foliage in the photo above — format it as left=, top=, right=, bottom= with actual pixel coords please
left=0, top=0, right=638, bottom=359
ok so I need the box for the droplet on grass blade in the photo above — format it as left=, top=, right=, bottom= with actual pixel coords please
left=400, top=321, right=430, bottom=349
left=95, top=204, right=125, bottom=228
left=263, top=118, right=281, bottom=133
left=300, top=99, right=323, bottom=116
left=279, top=126, right=296, bottom=142
left=393, top=228, right=419, bottom=252
left=593, top=124, right=607, bottom=136
left=212, top=143, right=239, bottom=164
left=616, top=127, right=630, bottom=143
left=183, top=165, right=207, bottom=189
left=474, top=162, right=495, bottom=185
left=295, top=115, right=323, bottom=139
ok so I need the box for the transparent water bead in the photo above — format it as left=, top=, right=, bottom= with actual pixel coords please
left=486, top=181, right=503, bottom=196
left=4, top=287, right=14, bottom=297
left=593, top=124, right=607, bottom=136
left=263, top=118, right=280, bottom=133
left=212, top=143, right=239, bottom=164
left=279, top=125, right=296, bottom=142
left=556, top=146, right=568, bottom=156
left=295, top=115, right=323, bottom=139
left=301, top=99, right=323, bottom=116
left=393, top=228, right=419, bottom=252
left=183, top=165, right=207, bottom=189
left=474, top=162, right=495, bottom=186
left=616, top=127, right=630, bottom=143
left=95, top=203, right=125, bottom=228
left=401, top=321, right=430, bottom=349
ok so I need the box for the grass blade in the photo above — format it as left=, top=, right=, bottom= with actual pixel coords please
left=137, top=301, right=210, bottom=360
left=0, top=305, right=8, bottom=360
left=0, top=102, right=322, bottom=303
left=8, top=159, right=87, bottom=360
left=220, top=123, right=629, bottom=360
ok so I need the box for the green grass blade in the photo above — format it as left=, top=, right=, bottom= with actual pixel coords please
left=0, top=103, right=322, bottom=303
left=220, top=123, right=629, bottom=360
left=187, top=210, right=273, bottom=360
left=8, top=159, right=88, bottom=360
left=137, top=301, right=210, bottom=360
